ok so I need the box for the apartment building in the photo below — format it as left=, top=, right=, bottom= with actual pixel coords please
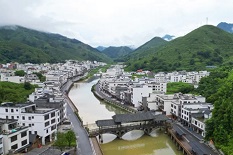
left=0, top=119, right=29, bottom=154
left=0, top=103, right=59, bottom=145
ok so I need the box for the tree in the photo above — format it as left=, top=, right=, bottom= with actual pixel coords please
left=24, top=82, right=32, bottom=90
left=15, top=70, right=26, bottom=77
left=65, top=130, right=76, bottom=147
left=54, top=132, right=67, bottom=151
left=33, top=72, right=46, bottom=82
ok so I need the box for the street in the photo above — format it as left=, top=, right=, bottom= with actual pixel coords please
left=172, top=123, right=219, bottom=155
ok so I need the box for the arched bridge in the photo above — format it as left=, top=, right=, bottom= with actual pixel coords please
left=88, top=111, right=170, bottom=140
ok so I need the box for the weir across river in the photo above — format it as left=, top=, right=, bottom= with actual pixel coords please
left=88, top=111, right=170, bottom=141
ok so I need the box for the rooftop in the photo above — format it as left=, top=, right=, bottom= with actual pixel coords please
left=0, top=102, right=35, bottom=108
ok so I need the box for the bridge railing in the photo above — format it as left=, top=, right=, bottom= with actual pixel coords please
left=89, top=121, right=166, bottom=136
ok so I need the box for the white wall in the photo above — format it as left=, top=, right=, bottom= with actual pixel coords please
left=132, top=85, right=152, bottom=107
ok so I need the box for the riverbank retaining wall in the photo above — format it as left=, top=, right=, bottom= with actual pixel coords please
left=92, top=86, right=137, bottom=114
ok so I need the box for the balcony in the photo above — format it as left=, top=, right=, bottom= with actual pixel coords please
left=1, top=126, right=28, bottom=135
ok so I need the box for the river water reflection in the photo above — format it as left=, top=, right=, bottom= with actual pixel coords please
left=69, top=78, right=183, bottom=155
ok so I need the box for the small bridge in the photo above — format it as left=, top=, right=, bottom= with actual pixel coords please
left=88, top=111, right=170, bottom=142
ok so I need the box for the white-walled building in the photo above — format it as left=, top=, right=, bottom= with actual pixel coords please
left=0, top=103, right=59, bottom=145
left=0, top=119, right=29, bottom=154
left=0, top=73, right=25, bottom=83
left=131, top=84, right=152, bottom=107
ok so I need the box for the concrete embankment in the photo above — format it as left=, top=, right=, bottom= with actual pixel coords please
left=92, top=84, right=137, bottom=114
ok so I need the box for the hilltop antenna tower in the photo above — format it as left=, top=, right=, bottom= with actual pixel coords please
left=206, top=17, right=208, bottom=25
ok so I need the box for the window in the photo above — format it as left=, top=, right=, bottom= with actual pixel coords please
left=16, top=109, right=18, bottom=112
left=21, top=140, right=27, bottom=146
left=21, top=131, right=27, bottom=138
left=32, top=116, right=34, bottom=119
left=23, top=123, right=25, bottom=126
left=51, top=119, right=55, bottom=124
left=32, top=124, right=34, bottom=126
left=11, top=144, right=18, bottom=150
left=45, top=121, right=49, bottom=127
left=29, top=131, right=31, bottom=134
left=11, top=109, right=14, bottom=112
left=29, top=124, right=31, bottom=127
left=51, top=112, right=55, bottom=117
left=11, top=135, right=17, bottom=142
left=22, top=116, right=25, bottom=120
left=51, top=125, right=56, bottom=131
left=44, top=114, right=49, bottom=120
left=34, top=131, right=37, bottom=134
left=28, top=117, right=31, bottom=120
left=17, top=116, right=19, bottom=118
left=5, top=109, right=8, bottom=112
left=6, top=116, right=8, bottom=119
left=46, top=129, right=48, bottom=133
left=11, top=116, right=14, bottom=119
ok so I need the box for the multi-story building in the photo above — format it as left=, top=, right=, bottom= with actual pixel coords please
left=170, top=94, right=206, bottom=119
left=0, top=119, right=29, bottom=154
left=0, top=103, right=59, bottom=145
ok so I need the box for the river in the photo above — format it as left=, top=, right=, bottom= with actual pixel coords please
left=68, top=78, right=183, bottom=155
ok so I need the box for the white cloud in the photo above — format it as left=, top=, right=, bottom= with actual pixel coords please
left=0, top=0, right=233, bottom=47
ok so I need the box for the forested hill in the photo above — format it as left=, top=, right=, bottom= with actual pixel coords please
left=196, top=67, right=233, bottom=154
left=101, top=46, right=133, bottom=59
left=123, top=37, right=168, bottom=62
left=125, top=25, right=233, bottom=72
left=0, top=25, right=112, bottom=63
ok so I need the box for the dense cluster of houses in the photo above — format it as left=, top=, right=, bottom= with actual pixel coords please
left=98, top=65, right=211, bottom=137
left=0, top=60, right=105, bottom=154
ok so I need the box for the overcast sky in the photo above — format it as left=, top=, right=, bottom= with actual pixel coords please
left=0, top=0, right=232, bottom=47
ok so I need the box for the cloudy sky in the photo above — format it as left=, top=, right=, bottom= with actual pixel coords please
left=0, top=0, right=232, bottom=47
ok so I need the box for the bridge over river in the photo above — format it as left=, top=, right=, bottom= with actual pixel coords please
left=88, top=111, right=170, bottom=142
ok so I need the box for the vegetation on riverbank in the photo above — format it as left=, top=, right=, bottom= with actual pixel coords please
left=79, top=64, right=111, bottom=81
left=194, top=67, right=233, bottom=154
left=0, top=81, right=37, bottom=103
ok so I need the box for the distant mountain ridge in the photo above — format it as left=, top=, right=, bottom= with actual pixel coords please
left=101, top=46, right=133, bottom=60
left=125, top=25, right=233, bottom=72
left=162, top=34, right=175, bottom=41
left=96, top=46, right=107, bottom=51
left=217, top=22, right=233, bottom=33
left=0, top=25, right=112, bottom=63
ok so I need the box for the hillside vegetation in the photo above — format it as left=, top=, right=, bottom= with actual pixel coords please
left=123, top=37, right=167, bottom=64
left=196, top=67, right=233, bottom=154
left=101, top=46, right=133, bottom=60
left=0, top=26, right=112, bottom=63
left=125, top=25, right=233, bottom=72
left=0, top=82, right=36, bottom=103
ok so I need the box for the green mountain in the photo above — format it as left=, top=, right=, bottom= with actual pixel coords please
left=101, top=46, right=133, bottom=60
left=0, top=25, right=112, bottom=63
left=125, top=25, right=233, bottom=72
left=127, top=37, right=167, bottom=59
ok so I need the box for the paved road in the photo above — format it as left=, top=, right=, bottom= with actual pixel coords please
left=61, top=74, right=94, bottom=155
left=67, top=103, right=94, bottom=155
left=173, top=123, right=218, bottom=155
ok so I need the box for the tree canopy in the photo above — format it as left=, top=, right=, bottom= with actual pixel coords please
left=197, top=67, right=233, bottom=154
